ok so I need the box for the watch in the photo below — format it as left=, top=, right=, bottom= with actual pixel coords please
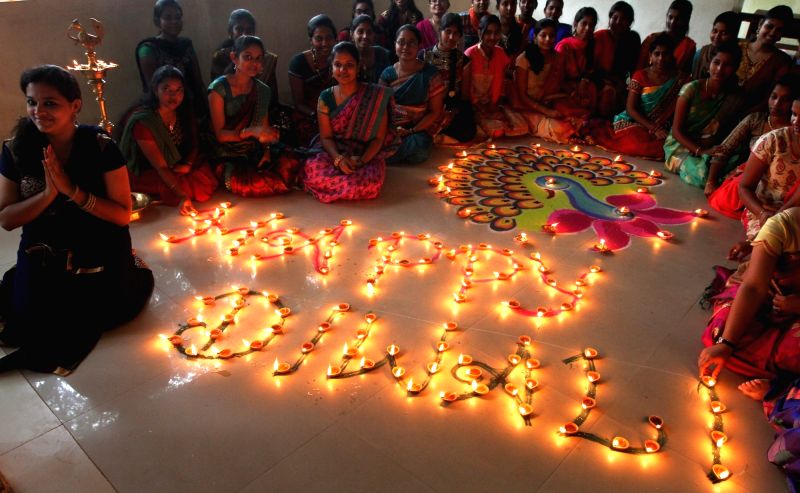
left=715, top=336, right=736, bottom=350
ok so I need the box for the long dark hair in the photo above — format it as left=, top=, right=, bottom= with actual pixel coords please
left=12, top=65, right=83, bottom=169
left=386, top=0, right=423, bottom=37
left=525, top=18, right=557, bottom=74
left=144, top=65, right=187, bottom=111
left=153, top=0, right=182, bottom=27
left=573, top=7, right=597, bottom=71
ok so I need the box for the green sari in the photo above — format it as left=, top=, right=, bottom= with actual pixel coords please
left=119, top=108, right=182, bottom=177
left=663, top=80, right=742, bottom=187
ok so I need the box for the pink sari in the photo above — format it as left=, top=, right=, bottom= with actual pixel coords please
left=302, top=84, right=394, bottom=203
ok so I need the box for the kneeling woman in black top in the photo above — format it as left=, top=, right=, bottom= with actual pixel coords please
left=0, top=65, right=154, bottom=374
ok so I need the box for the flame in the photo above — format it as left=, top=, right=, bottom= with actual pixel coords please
left=273, top=358, right=279, bottom=371
left=471, top=379, right=478, bottom=391
left=407, top=379, right=414, bottom=391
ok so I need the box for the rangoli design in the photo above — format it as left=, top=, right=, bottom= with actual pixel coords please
left=431, top=145, right=705, bottom=250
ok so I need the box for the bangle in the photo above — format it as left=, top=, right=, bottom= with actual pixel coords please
left=694, top=146, right=701, bottom=156
left=715, top=336, right=737, bottom=350
left=80, top=192, right=97, bottom=212
left=333, top=154, right=345, bottom=169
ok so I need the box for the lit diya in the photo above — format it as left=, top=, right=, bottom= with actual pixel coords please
left=710, top=430, right=727, bottom=447
left=644, top=440, right=661, bottom=453
left=712, top=464, right=730, bottom=481
left=611, top=437, right=630, bottom=450
left=560, top=422, right=579, bottom=435
left=440, top=391, right=458, bottom=402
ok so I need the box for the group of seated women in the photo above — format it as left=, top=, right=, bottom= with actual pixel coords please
left=1, top=1, right=799, bottom=371
left=113, top=0, right=800, bottom=209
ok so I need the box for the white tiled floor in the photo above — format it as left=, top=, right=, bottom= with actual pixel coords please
left=0, top=138, right=788, bottom=492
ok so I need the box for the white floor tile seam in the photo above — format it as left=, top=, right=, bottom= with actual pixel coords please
left=0, top=421, right=62, bottom=458
left=235, top=413, right=439, bottom=493
left=58, top=424, right=120, bottom=493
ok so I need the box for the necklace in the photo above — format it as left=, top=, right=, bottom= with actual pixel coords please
left=160, top=111, right=177, bottom=132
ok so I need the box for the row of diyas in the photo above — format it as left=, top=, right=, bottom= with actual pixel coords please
left=558, top=349, right=667, bottom=454
left=158, top=204, right=352, bottom=275
left=700, top=376, right=732, bottom=482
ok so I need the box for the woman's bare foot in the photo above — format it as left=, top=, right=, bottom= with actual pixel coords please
left=738, top=379, right=770, bottom=400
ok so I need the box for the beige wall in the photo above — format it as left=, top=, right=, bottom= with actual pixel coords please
left=0, top=0, right=746, bottom=135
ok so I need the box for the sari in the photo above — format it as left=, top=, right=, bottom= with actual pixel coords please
left=702, top=210, right=800, bottom=379
left=417, top=19, right=439, bottom=50
left=421, top=46, right=477, bottom=142
left=208, top=77, right=300, bottom=197
left=589, top=69, right=687, bottom=159
left=302, top=84, right=393, bottom=203
left=119, top=107, right=217, bottom=204
left=691, top=44, right=714, bottom=80
left=737, top=40, right=792, bottom=112
left=742, top=128, right=800, bottom=239
left=707, top=112, right=777, bottom=219
left=210, top=41, right=279, bottom=109
left=637, top=32, right=696, bottom=73
left=288, top=51, right=335, bottom=146
left=764, top=378, right=800, bottom=491
left=514, top=51, right=582, bottom=144
left=663, top=80, right=742, bottom=187
left=593, top=28, right=641, bottom=116
left=136, top=37, right=207, bottom=117
left=358, top=46, right=393, bottom=84
left=464, top=44, right=528, bottom=138
left=555, top=36, right=597, bottom=112
left=460, top=9, right=484, bottom=49
left=381, top=63, right=445, bottom=164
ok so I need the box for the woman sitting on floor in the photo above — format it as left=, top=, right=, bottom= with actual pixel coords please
left=340, top=0, right=385, bottom=47
left=555, top=7, right=599, bottom=115
left=513, top=19, right=580, bottom=144
left=691, top=11, right=740, bottom=80
left=516, top=0, right=537, bottom=48
left=663, top=41, right=743, bottom=193
left=136, top=0, right=207, bottom=117
left=588, top=33, right=688, bottom=160
left=707, top=77, right=795, bottom=218
left=0, top=65, right=153, bottom=374
left=302, top=43, right=394, bottom=202
left=120, top=66, right=217, bottom=215
left=736, top=5, right=794, bottom=114
left=699, top=208, right=800, bottom=488
left=381, top=24, right=445, bottom=164
left=420, top=12, right=477, bottom=144
left=289, top=15, right=336, bottom=147
left=459, top=0, right=490, bottom=50
left=210, top=9, right=279, bottom=114
left=737, top=94, right=800, bottom=241
left=209, top=36, right=299, bottom=197
left=497, top=0, right=522, bottom=56
left=637, top=0, right=695, bottom=74
left=417, top=0, right=450, bottom=50
left=351, top=15, right=393, bottom=84
left=540, top=0, right=571, bottom=44
left=592, top=1, right=641, bottom=117
left=378, top=0, right=424, bottom=51
left=463, top=15, right=528, bottom=139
